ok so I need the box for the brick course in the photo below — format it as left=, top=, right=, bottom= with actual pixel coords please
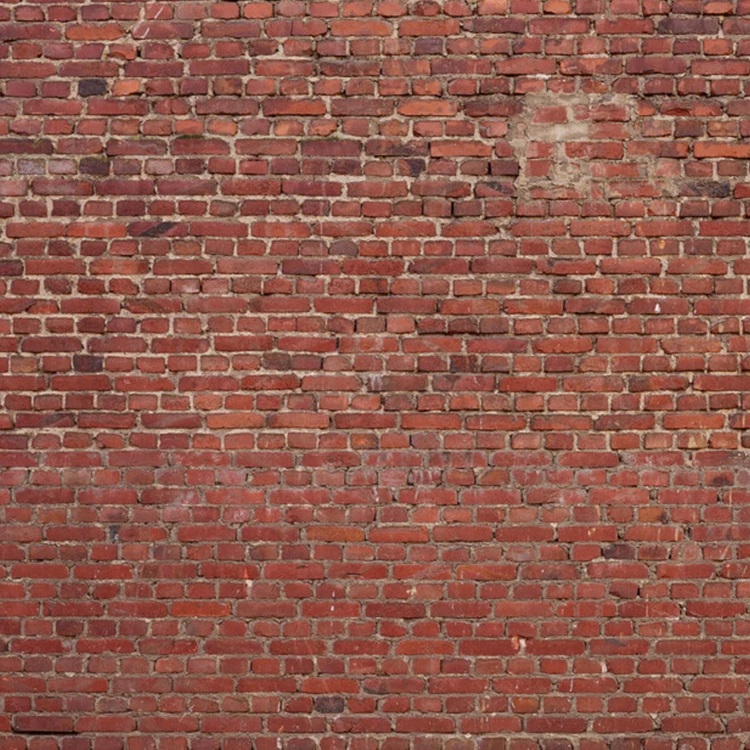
left=2, top=0, right=750, bottom=747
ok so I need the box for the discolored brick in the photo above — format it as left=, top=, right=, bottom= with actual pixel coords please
left=1, top=4, right=750, bottom=749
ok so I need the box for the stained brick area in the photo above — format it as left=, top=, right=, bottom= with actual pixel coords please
left=2, top=1, right=750, bottom=748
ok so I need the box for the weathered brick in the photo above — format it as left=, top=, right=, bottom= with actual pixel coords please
left=0, top=4, right=748, bottom=748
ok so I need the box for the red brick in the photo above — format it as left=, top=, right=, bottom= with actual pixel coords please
left=0, top=4, right=747, bottom=747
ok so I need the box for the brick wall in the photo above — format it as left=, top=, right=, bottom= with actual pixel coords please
left=2, top=1, right=750, bottom=747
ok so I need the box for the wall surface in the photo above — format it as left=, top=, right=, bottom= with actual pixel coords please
left=2, top=0, right=750, bottom=748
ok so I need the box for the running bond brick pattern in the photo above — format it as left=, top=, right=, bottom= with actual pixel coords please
left=3, top=0, right=750, bottom=748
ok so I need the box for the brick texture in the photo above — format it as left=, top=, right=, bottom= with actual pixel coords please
left=2, top=0, right=750, bottom=748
